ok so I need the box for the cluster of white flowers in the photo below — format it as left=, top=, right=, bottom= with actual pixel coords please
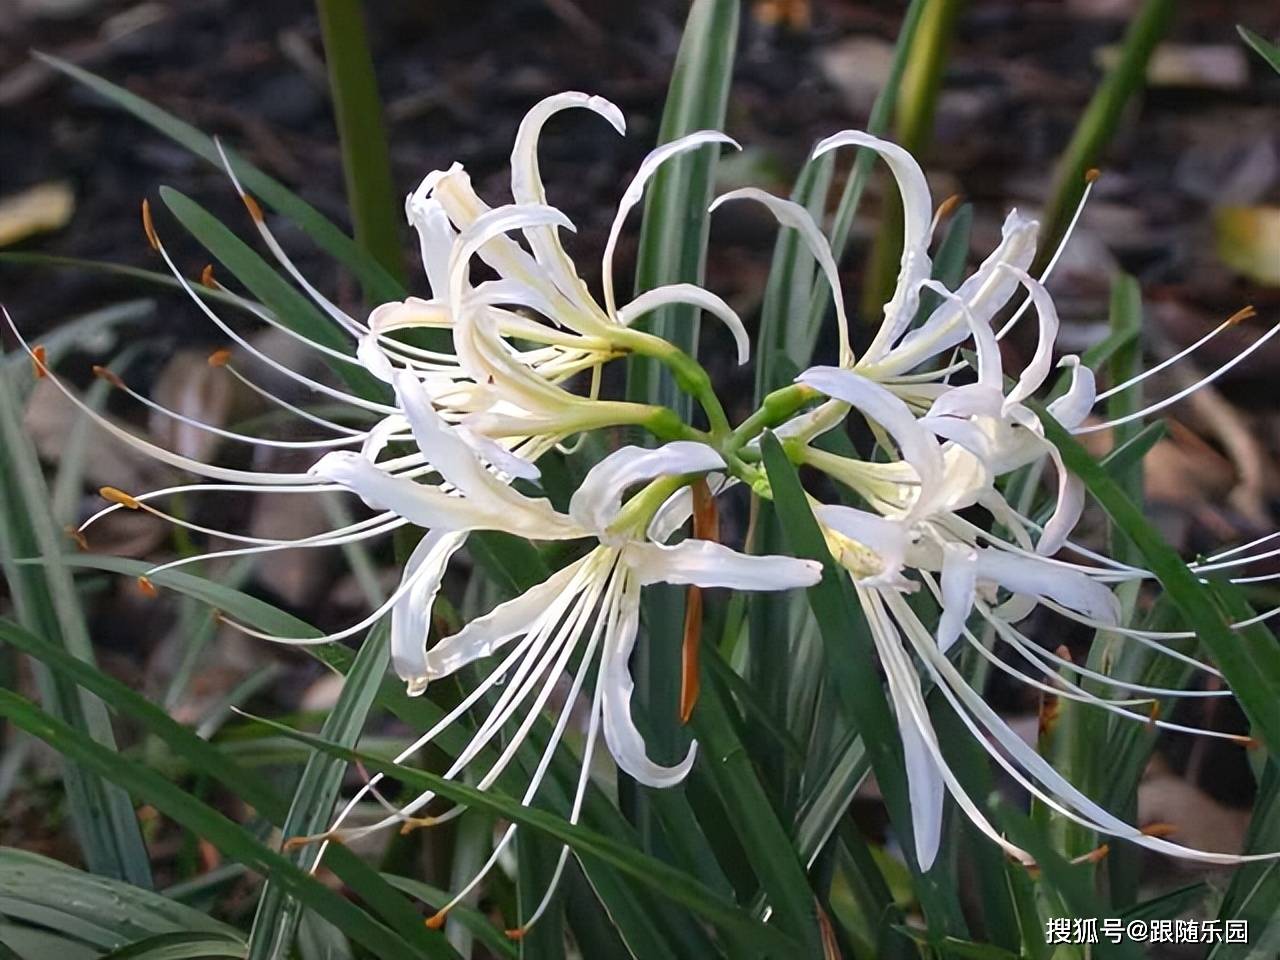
left=11, top=90, right=1280, bottom=928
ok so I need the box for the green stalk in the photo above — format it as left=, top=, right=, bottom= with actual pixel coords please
left=1035, top=0, right=1175, bottom=272
left=861, top=0, right=965, bottom=321
left=315, top=0, right=405, bottom=291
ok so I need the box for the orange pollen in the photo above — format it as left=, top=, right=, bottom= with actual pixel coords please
left=208, top=348, right=232, bottom=368
left=1140, top=822, right=1178, bottom=838
left=1227, top=305, right=1257, bottom=327
left=935, top=193, right=963, bottom=220
left=91, top=365, right=125, bottom=388
left=100, top=486, right=141, bottom=509
left=1084, top=167, right=1101, bottom=184
left=505, top=928, right=527, bottom=941
left=136, top=576, right=159, bottom=598
left=282, top=834, right=326, bottom=851
left=141, top=198, right=160, bottom=251
left=1071, top=843, right=1110, bottom=866
left=242, top=193, right=264, bottom=223
left=31, top=344, right=48, bottom=379
left=65, top=525, right=88, bottom=551
left=424, top=912, right=447, bottom=930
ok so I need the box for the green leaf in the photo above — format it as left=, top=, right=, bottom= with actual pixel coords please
left=0, top=848, right=233, bottom=950
left=0, top=373, right=151, bottom=886
left=38, top=53, right=406, bottom=304
left=1239, top=25, right=1280, bottom=73
left=1036, top=0, right=1175, bottom=271
left=0, top=620, right=456, bottom=960
left=315, top=0, right=405, bottom=291
left=239, top=712, right=806, bottom=957
left=0, top=690, right=435, bottom=960
left=1038, top=410, right=1280, bottom=754
left=247, top=623, right=392, bottom=959
left=157, top=186, right=387, bottom=400
left=626, top=0, right=740, bottom=416
left=100, top=931, right=247, bottom=959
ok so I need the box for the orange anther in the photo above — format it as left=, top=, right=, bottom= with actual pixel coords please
left=504, top=928, right=527, bottom=941
left=242, top=193, right=264, bottom=223
left=141, top=198, right=160, bottom=251
left=1141, top=822, right=1178, bottom=838
left=1227, top=305, right=1257, bottom=327
left=200, top=264, right=217, bottom=288
left=92, top=365, right=124, bottom=388
left=65, top=525, right=88, bottom=551
left=31, top=344, right=48, bottom=379
left=935, top=193, right=963, bottom=221
left=1085, top=167, right=1101, bottom=184
left=136, top=576, right=159, bottom=598
left=424, top=912, right=447, bottom=930
left=100, top=486, right=141, bottom=509
left=208, top=348, right=232, bottom=368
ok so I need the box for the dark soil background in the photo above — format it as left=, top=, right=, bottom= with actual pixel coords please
left=2, top=0, right=1280, bottom=948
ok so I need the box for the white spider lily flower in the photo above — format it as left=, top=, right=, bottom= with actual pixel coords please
left=315, top=438, right=821, bottom=932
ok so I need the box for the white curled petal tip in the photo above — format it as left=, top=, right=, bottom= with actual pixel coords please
left=356, top=334, right=396, bottom=383
left=454, top=425, right=541, bottom=481
left=618, top=283, right=750, bottom=364
left=570, top=441, right=725, bottom=531
left=937, top=544, right=978, bottom=654
left=1046, top=355, right=1097, bottom=430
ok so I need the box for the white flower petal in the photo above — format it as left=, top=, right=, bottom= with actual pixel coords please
left=404, top=193, right=457, bottom=298
left=600, top=573, right=697, bottom=787
left=569, top=441, right=725, bottom=532
left=646, top=473, right=736, bottom=544
left=814, top=504, right=910, bottom=584
left=618, top=283, right=750, bottom=365
left=919, top=278, right=1002, bottom=390
left=356, top=334, right=396, bottom=383
left=814, top=131, right=934, bottom=362
left=998, top=266, right=1059, bottom=407
left=392, top=530, right=468, bottom=694
left=454, top=426, right=541, bottom=481
left=601, top=131, right=739, bottom=318
left=423, top=557, right=588, bottom=678
left=797, top=366, right=944, bottom=507
left=626, top=539, right=821, bottom=589
left=1046, top=355, right=1097, bottom=430
left=511, top=93, right=624, bottom=318
left=974, top=549, right=1120, bottom=625
left=310, top=451, right=490, bottom=528
left=710, top=187, right=850, bottom=366
left=938, top=544, right=977, bottom=654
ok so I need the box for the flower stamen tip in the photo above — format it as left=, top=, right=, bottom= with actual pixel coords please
left=91, top=365, right=124, bottom=388
left=424, top=912, right=447, bottom=930
left=935, top=193, right=963, bottom=220
left=136, top=576, right=159, bottom=599
left=504, top=928, right=527, bottom=941
left=242, top=193, right=265, bottom=224
left=1084, top=167, right=1101, bottom=184
left=31, top=344, right=48, bottom=379
left=1227, top=305, right=1256, bottom=327
left=100, top=486, right=141, bottom=509
left=141, top=198, right=160, bottom=251
left=208, top=348, right=232, bottom=368
left=200, top=264, right=217, bottom=289
left=64, top=525, right=88, bottom=551
left=1140, top=822, right=1177, bottom=838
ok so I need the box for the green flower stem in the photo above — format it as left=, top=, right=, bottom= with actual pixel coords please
left=727, top=383, right=818, bottom=449
left=613, top=329, right=731, bottom=438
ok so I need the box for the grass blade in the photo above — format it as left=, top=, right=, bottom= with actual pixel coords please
left=0, top=373, right=151, bottom=886
left=1035, top=0, right=1175, bottom=270
left=37, top=54, right=405, bottom=303
left=314, top=0, right=405, bottom=290
left=1239, top=25, right=1280, bottom=73
left=247, top=623, right=392, bottom=959
left=100, top=932, right=246, bottom=959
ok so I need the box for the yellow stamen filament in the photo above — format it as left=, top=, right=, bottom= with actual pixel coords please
left=141, top=198, right=160, bottom=251
left=100, top=486, right=141, bottom=509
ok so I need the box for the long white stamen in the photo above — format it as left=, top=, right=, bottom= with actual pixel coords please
left=219, top=361, right=367, bottom=436
left=1096, top=308, right=1256, bottom=402
left=1075, top=321, right=1280, bottom=435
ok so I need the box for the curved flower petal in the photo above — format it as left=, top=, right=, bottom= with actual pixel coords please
left=569, top=441, right=725, bottom=532
left=618, top=284, right=750, bottom=365
left=974, top=549, right=1120, bottom=625
left=601, top=131, right=739, bottom=319
left=814, top=503, right=910, bottom=585
left=998, top=266, right=1059, bottom=407
left=1047, top=355, right=1096, bottom=430
left=392, top=530, right=469, bottom=694
left=601, top=573, right=697, bottom=787
left=626, top=539, right=821, bottom=589
left=814, top=130, right=934, bottom=362
left=423, top=557, right=590, bottom=678
left=797, top=366, right=944, bottom=508
left=511, top=93, right=624, bottom=319
left=937, top=544, right=977, bottom=653
left=710, top=187, right=851, bottom=366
